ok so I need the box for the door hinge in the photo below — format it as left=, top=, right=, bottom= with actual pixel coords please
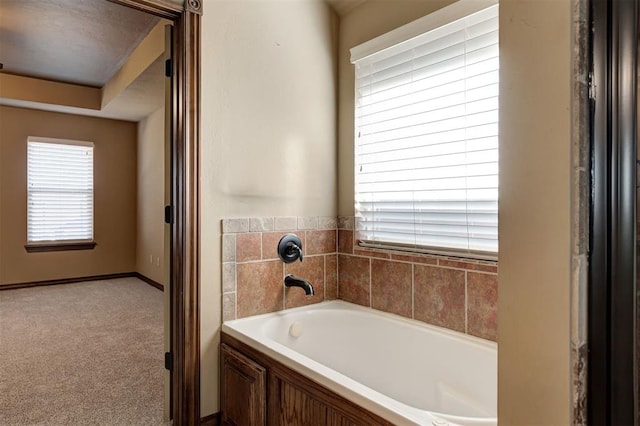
left=165, top=352, right=173, bottom=371
left=588, top=71, right=595, bottom=100
left=164, top=205, right=174, bottom=224
left=165, top=58, right=173, bottom=77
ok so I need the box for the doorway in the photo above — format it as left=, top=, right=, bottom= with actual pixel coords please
left=2, top=0, right=202, bottom=424
left=0, top=0, right=201, bottom=423
left=109, top=1, right=202, bottom=424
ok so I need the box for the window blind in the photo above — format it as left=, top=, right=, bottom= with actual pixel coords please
left=27, top=138, right=94, bottom=243
left=352, top=4, right=499, bottom=257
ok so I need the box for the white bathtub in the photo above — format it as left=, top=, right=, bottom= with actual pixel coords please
left=222, top=300, right=497, bottom=426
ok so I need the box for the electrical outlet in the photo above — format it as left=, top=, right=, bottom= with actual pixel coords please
left=156, top=257, right=160, bottom=266
left=149, top=254, right=153, bottom=264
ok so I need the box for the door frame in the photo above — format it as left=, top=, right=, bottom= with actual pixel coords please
left=589, top=0, right=637, bottom=423
left=108, top=0, right=201, bottom=424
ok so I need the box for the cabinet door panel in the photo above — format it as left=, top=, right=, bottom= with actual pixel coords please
left=327, top=409, right=361, bottom=426
left=221, top=333, right=393, bottom=426
left=279, top=380, right=328, bottom=425
left=221, top=344, right=266, bottom=426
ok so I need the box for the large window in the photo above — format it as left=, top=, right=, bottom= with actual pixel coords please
left=351, top=1, right=499, bottom=258
left=27, top=138, right=94, bottom=244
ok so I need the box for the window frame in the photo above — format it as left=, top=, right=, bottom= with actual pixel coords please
left=350, top=0, right=499, bottom=261
left=25, top=137, right=96, bottom=252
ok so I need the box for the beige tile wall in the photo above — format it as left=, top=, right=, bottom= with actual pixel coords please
left=337, top=217, right=498, bottom=342
left=221, top=217, right=338, bottom=321
left=222, top=216, right=498, bottom=342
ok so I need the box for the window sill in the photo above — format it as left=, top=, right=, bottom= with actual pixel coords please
left=25, top=242, right=97, bottom=253
left=349, top=243, right=498, bottom=273
left=357, top=240, right=498, bottom=263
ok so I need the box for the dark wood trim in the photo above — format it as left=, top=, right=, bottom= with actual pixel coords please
left=199, top=412, right=220, bottom=426
left=133, top=272, right=164, bottom=291
left=589, top=2, right=609, bottom=423
left=109, top=0, right=203, bottom=426
left=107, top=0, right=182, bottom=19
left=103, top=1, right=201, bottom=424
left=171, top=6, right=201, bottom=426
left=0, top=272, right=134, bottom=291
left=107, top=1, right=202, bottom=424
left=589, top=0, right=638, bottom=424
left=25, top=241, right=96, bottom=253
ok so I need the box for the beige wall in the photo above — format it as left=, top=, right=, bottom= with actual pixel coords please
left=338, top=0, right=574, bottom=423
left=498, top=0, right=572, bottom=424
left=136, top=107, right=165, bottom=285
left=199, top=0, right=338, bottom=416
left=0, top=73, right=101, bottom=111
left=0, top=106, right=137, bottom=285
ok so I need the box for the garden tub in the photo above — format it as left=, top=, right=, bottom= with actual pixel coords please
left=221, top=300, right=497, bottom=426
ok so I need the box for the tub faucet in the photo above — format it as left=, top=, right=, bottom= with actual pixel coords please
left=284, top=274, right=314, bottom=296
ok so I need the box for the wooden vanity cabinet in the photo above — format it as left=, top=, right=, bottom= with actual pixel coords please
left=221, top=333, right=392, bottom=426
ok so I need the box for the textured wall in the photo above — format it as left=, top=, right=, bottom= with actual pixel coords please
left=498, top=0, right=572, bottom=423
left=136, top=107, right=165, bottom=286
left=199, top=1, right=338, bottom=416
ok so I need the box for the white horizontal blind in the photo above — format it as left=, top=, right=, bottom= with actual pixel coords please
left=27, top=139, right=94, bottom=243
left=352, top=4, right=499, bottom=256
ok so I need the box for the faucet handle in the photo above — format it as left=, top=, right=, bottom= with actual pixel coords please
left=277, top=234, right=304, bottom=263
left=290, top=243, right=303, bottom=262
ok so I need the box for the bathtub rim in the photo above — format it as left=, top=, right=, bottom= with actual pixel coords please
left=222, top=300, right=497, bottom=425
left=224, top=300, right=496, bottom=353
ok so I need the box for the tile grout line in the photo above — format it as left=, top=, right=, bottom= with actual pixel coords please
left=332, top=252, right=496, bottom=273
left=235, top=255, right=327, bottom=264
left=411, top=263, right=415, bottom=319
left=323, top=255, right=327, bottom=301
left=232, top=242, right=237, bottom=320
left=336, top=253, right=340, bottom=300
left=233, top=235, right=238, bottom=320
left=233, top=259, right=237, bottom=294
left=369, top=257, right=372, bottom=307
left=464, top=271, right=468, bottom=334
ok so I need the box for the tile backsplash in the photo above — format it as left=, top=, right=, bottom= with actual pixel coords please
left=221, top=217, right=337, bottom=322
left=222, top=216, right=498, bottom=342
left=336, top=217, right=498, bottom=342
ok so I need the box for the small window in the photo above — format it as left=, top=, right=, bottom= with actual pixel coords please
left=351, top=1, right=499, bottom=259
left=27, top=138, right=94, bottom=244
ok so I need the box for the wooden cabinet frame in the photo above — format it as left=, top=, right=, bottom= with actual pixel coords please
left=221, top=344, right=266, bottom=425
left=221, top=333, right=394, bottom=426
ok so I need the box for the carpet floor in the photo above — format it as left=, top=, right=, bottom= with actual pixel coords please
left=0, top=278, right=164, bottom=425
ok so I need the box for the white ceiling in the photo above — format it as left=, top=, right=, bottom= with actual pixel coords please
left=0, top=0, right=160, bottom=87
left=0, top=0, right=167, bottom=121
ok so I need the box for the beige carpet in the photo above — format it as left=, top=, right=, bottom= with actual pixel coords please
left=0, top=278, right=164, bottom=425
